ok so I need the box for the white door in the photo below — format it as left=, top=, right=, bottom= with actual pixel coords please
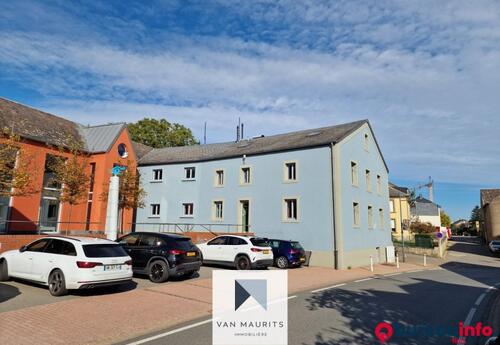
left=203, top=236, right=226, bottom=261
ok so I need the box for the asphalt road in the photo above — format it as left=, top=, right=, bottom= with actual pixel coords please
left=121, top=238, right=500, bottom=345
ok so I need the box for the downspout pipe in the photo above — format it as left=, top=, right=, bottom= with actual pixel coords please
left=330, top=142, right=339, bottom=269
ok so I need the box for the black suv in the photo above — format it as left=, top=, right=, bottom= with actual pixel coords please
left=116, top=232, right=202, bottom=283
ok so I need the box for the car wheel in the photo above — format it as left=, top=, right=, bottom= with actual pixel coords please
left=236, top=256, right=251, bottom=270
left=48, top=269, right=68, bottom=296
left=276, top=256, right=289, bottom=269
left=0, top=260, right=9, bottom=281
left=149, top=260, right=169, bottom=283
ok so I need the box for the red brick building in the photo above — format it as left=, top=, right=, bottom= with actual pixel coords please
left=0, top=97, right=151, bottom=234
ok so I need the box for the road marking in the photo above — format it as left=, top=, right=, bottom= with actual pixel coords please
left=126, top=318, right=213, bottom=345
left=354, top=277, right=374, bottom=283
left=311, top=283, right=346, bottom=293
left=474, top=293, right=486, bottom=306
left=464, top=308, right=476, bottom=326
left=384, top=273, right=402, bottom=277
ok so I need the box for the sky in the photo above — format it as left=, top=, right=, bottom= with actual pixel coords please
left=1, top=0, right=500, bottom=220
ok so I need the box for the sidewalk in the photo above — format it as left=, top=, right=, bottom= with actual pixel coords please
left=0, top=261, right=434, bottom=345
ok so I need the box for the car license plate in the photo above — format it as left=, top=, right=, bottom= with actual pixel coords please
left=300, top=257, right=306, bottom=262
left=186, top=252, right=196, bottom=257
left=263, top=250, right=270, bottom=254
left=104, top=264, right=121, bottom=271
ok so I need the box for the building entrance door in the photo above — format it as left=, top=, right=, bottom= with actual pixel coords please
left=240, top=200, right=250, bottom=233
left=39, top=197, right=60, bottom=232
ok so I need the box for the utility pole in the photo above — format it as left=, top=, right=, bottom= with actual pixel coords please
left=399, top=196, right=405, bottom=263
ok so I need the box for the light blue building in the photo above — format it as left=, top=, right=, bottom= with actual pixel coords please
left=136, top=120, right=392, bottom=268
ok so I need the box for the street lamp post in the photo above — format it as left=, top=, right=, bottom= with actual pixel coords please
left=399, top=196, right=405, bottom=263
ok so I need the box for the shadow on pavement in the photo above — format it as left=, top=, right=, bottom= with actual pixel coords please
left=305, top=276, right=495, bottom=344
left=0, top=282, right=20, bottom=303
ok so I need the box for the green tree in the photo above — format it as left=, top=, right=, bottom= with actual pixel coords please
left=440, top=210, right=452, bottom=227
left=470, top=205, right=483, bottom=222
left=128, top=118, right=198, bottom=148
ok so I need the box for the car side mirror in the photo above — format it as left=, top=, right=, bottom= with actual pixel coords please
left=19, top=245, right=27, bottom=253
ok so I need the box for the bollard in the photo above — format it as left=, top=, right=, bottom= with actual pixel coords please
left=396, top=255, right=400, bottom=269
left=370, top=255, right=374, bottom=272
left=424, top=254, right=427, bottom=267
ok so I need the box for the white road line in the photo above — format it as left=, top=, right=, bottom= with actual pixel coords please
left=474, top=293, right=486, bottom=306
left=354, top=277, right=374, bottom=283
left=464, top=308, right=476, bottom=326
left=126, top=318, right=213, bottom=345
left=384, top=273, right=402, bottom=277
left=311, top=283, right=346, bottom=293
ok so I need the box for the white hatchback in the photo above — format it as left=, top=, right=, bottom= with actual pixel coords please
left=197, top=235, right=274, bottom=270
left=0, top=236, right=133, bottom=296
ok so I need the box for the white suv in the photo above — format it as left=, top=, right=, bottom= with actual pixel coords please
left=0, top=236, right=133, bottom=296
left=197, top=235, right=273, bottom=270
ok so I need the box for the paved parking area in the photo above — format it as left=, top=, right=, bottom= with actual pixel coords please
left=0, top=266, right=217, bottom=313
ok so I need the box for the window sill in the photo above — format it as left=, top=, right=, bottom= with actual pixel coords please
left=182, top=179, right=196, bottom=182
left=148, top=216, right=160, bottom=218
left=180, top=215, right=194, bottom=218
left=150, top=180, right=163, bottom=183
left=282, top=219, right=300, bottom=223
left=283, top=180, right=298, bottom=184
left=239, top=183, right=252, bottom=186
left=214, top=185, right=224, bottom=188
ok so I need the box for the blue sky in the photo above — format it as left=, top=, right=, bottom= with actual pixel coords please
left=1, top=0, right=500, bottom=220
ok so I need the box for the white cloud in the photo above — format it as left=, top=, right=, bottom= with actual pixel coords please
left=1, top=0, right=500, bottom=186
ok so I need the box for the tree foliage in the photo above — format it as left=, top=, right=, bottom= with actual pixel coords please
left=410, top=221, right=436, bottom=234
left=128, top=118, right=198, bottom=148
left=0, top=127, right=38, bottom=197
left=440, top=210, right=452, bottom=227
left=469, top=205, right=483, bottom=223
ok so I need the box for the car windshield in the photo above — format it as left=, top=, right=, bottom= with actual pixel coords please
left=168, top=238, right=195, bottom=251
left=250, top=238, right=269, bottom=247
left=83, top=244, right=128, bottom=258
left=492, top=241, right=500, bottom=245
left=291, top=242, right=303, bottom=250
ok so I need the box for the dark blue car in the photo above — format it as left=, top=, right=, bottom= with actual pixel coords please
left=268, top=239, right=306, bottom=269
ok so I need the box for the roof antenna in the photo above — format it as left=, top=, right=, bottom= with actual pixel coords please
left=236, top=117, right=241, bottom=142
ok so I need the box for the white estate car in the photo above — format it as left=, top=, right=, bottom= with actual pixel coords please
left=489, top=240, right=500, bottom=254
left=197, top=235, right=274, bottom=270
left=0, top=236, right=133, bottom=296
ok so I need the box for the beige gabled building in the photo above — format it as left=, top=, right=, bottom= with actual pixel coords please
left=480, top=189, right=500, bottom=241
left=389, top=183, right=411, bottom=240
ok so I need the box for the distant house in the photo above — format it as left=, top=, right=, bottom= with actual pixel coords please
left=389, top=183, right=411, bottom=239
left=480, top=189, right=500, bottom=241
left=0, top=97, right=149, bottom=234
left=136, top=120, right=392, bottom=268
left=411, top=196, right=441, bottom=227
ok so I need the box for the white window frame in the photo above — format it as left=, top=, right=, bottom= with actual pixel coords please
left=184, top=167, right=196, bottom=180
left=365, top=169, right=371, bottom=192
left=181, top=202, right=194, bottom=217
left=212, top=200, right=224, bottom=221
left=376, top=174, right=381, bottom=194
left=379, top=208, right=384, bottom=230
left=214, top=169, right=225, bottom=187
left=351, top=161, right=358, bottom=186
left=368, top=205, right=373, bottom=229
left=152, top=168, right=163, bottom=182
left=282, top=197, right=300, bottom=222
left=150, top=204, right=161, bottom=218
left=390, top=200, right=395, bottom=213
left=283, top=160, right=298, bottom=183
left=240, top=166, right=252, bottom=185
left=353, top=201, right=360, bottom=227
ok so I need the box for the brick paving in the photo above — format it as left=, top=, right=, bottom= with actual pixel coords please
left=0, top=261, right=434, bottom=345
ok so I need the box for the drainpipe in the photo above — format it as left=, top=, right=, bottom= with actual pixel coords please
left=330, top=143, right=339, bottom=269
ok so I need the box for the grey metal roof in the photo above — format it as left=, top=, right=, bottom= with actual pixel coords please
left=389, top=183, right=409, bottom=198
left=139, top=120, right=387, bottom=168
left=79, top=123, right=126, bottom=153
left=411, top=196, right=440, bottom=216
left=0, top=97, right=127, bottom=154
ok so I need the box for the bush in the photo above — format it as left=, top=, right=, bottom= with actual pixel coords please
left=410, top=222, right=436, bottom=234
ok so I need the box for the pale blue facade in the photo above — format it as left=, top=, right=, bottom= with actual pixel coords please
left=136, top=123, right=392, bottom=268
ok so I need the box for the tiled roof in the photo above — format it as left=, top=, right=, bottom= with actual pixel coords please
left=412, top=196, right=440, bottom=216
left=389, top=182, right=409, bottom=197
left=480, top=189, right=500, bottom=207
left=139, top=120, right=386, bottom=168
left=0, top=97, right=126, bottom=154
left=131, top=141, right=153, bottom=159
